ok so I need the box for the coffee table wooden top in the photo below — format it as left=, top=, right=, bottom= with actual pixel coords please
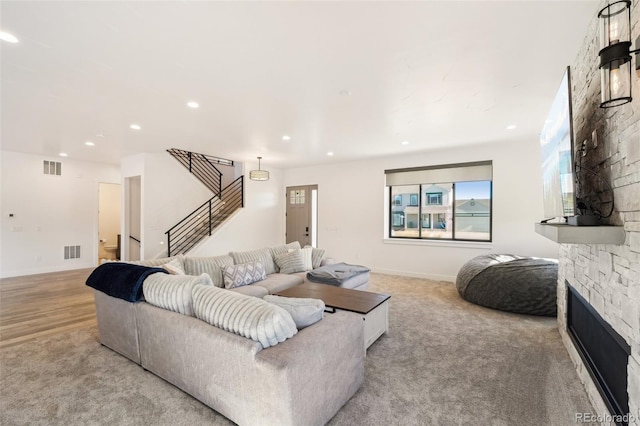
left=275, top=282, right=390, bottom=315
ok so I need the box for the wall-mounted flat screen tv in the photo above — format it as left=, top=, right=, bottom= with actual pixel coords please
left=540, top=66, right=576, bottom=220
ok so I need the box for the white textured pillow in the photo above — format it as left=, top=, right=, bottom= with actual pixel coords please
left=263, top=295, right=325, bottom=329
left=310, top=247, right=326, bottom=269
left=274, top=250, right=306, bottom=274
left=143, top=273, right=213, bottom=316
left=300, top=247, right=313, bottom=271
left=192, top=284, right=297, bottom=348
left=223, top=261, right=267, bottom=289
left=163, top=258, right=186, bottom=275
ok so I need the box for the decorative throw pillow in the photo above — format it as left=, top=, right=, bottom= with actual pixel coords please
left=192, top=284, right=297, bottom=348
left=304, top=246, right=326, bottom=269
left=163, top=258, right=186, bottom=275
left=223, top=261, right=267, bottom=289
left=290, top=247, right=313, bottom=271
left=229, top=248, right=277, bottom=275
left=263, top=295, right=325, bottom=329
left=269, top=241, right=302, bottom=271
left=143, top=273, right=213, bottom=316
left=274, top=250, right=306, bottom=274
left=183, top=255, right=234, bottom=288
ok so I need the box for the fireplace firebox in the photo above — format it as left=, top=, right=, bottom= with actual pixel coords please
left=566, top=283, right=631, bottom=425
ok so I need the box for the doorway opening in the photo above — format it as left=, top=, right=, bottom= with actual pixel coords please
left=98, top=182, right=121, bottom=263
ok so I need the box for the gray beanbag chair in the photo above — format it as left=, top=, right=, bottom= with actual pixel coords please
left=456, top=254, right=558, bottom=317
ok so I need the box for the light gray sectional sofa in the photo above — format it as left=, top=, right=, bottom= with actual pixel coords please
left=92, top=242, right=368, bottom=426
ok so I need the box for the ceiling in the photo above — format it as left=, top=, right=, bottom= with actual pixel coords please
left=1, top=1, right=598, bottom=168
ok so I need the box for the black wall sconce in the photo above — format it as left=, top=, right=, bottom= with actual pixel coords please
left=598, top=0, right=640, bottom=108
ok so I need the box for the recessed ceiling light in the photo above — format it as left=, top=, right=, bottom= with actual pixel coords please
left=282, top=135, right=291, bottom=141
left=327, top=152, right=334, bottom=156
left=59, top=152, right=68, bottom=157
left=401, top=141, right=409, bottom=145
left=506, top=124, right=517, bottom=130
left=187, top=101, right=199, bottom=108
left=85, top=141, right=95, bottom=146
left=130, top=124, right=141, bottom=130
left=0, top=32, right=19, bottom=43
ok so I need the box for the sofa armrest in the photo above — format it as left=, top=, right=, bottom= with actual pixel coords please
left=255, top=310, right=364, bottom=425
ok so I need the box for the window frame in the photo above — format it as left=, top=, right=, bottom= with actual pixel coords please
left=386, top=173, right=493, bottom=243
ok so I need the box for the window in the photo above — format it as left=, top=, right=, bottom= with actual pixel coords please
left=385, top=161, right=492, bottom=242
left=290, top=189, right=305, bottom=205
left=425, top=192, right=442, bottom=205
left=392, top=213, right=404, bottom=227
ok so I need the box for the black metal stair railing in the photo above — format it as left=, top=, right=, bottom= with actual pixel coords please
left=167, top=148, right=234, bottom=196
left=165, top=176, right=244, bottom=256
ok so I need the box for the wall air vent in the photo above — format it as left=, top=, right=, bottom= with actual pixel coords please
left=44, top=161, right=62, bottom=176
left=64, top=245, right=81, bottom=260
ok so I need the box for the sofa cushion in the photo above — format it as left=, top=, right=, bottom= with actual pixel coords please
left=143, top=273, right=213, bottom=316
left=255, top=273, right=304, bottom=294
left=129, top=255, right=184, bottom=269
left=223, top=261, right=267, bottom=289
left=263, top=295, right=325, bottom=329
left=274, top=250, right=306, bottom=274
left=192, top=284, right=297, bottom=348
left=269, top=241, right=301, bottom=272
left=229, top=248, right=276, bottom=275
left=228, top=284, right=269, bottom=298
left=183, top=255, right=233, bottom=288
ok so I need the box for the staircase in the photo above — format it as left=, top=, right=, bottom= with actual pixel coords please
left=167, top=148, right=233, bottom=196
left=165, top=149, right=243, bottom=256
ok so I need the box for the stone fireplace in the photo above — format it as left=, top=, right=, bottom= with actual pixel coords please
left=554, top=0, right=639, bottom=424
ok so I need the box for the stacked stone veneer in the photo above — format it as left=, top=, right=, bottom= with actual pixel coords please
left=557, top=0, right=640, bottom=423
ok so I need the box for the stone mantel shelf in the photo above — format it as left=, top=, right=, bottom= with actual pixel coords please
left=534, top=223, right=626, bottom=245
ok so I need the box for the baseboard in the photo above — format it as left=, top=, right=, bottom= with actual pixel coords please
left=372, top=268, right=455, bottom=283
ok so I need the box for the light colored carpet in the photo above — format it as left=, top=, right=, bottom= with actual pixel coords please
left=0, top=274, right=593, bottom=426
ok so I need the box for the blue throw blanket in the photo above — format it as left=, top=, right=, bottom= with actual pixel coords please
left=306, top=262, right=370, bottom=286
left=86, top=262, right=168, bottom=302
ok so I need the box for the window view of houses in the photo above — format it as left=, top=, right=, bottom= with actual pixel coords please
left=390, top=180, right=491, bottom=241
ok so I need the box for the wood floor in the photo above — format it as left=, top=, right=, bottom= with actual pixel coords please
left=0, top=268, right=96, bottom=349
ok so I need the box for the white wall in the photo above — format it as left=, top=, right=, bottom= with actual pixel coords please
left=191, top=161, right=284, bottom=255
left=121, top=152, right=213, bottom=259
left=0, top=151, right=120, bottom=277
left=283, top=138, right=559, bottom=281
